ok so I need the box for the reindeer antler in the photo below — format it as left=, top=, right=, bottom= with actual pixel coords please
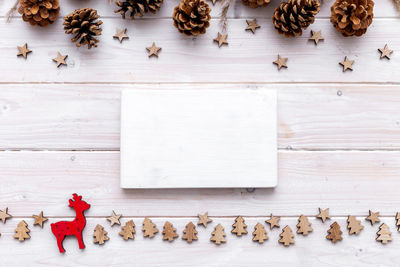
left=72, top=194, right=82, bottom=201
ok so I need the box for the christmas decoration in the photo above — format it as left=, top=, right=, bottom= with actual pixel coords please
left=115, top=0, right=164, bottom=20
left=347, top=216, right=364, bottom=235
left=113, top=28, right=129, bottom=43
left=326, top=222, right=343, bottom=243
left=252, top=223, right=268, bottom=243
left=366, top=210, right=380, bottom=225
left=0, top=208, right=12, bottom=223
left=242, top=0, right=270, bottom=8
left=266, top=214, right=280, bottom=229
left=172, top=0, right=211, bottom=36
left=213, top=33, right=228, bottom=47
left=197, top=212, right=212, bottom=227
left=14, top=220, right=30, bottom=241
left=107, top=210, right=122, bottom=226
left=279, top=226, right=295, bottom=247
left=378, top=44, right=393, bottom=60
left=273, top=55, right=288, bottom=70
left=330, top=0, right=374, bottom=37
left=309, top=30, right=324, bottom=45
left=232, top=216, right=247, bottom=236
left=142, top=218, right=158, bottom=238
left=162, top=221, right=178, bottom=242
left=296, top=215, right=313, bottom=236
left=272, top=0, right=320, bottom=37
left=210, top=224, right=226, bottom=245
left=396, top=212, right=400, bottom=232
left=376, top=223, right=392, bottom=244
left=245, top=19, right=260, bottom=34
left=316, top=208, right=331, bottom=223
left=18, top=0, right=60, bottom=27
left=63, top=8, right=103, bottom=49
left=210, top=0, right=218, bottom=5
left=146, top=42, right=162, bottom=57
left=93, top=224, right=109, bottom=245
left=119, top=220, right=135, bottom=240
left=32, top=211, right=48, bottom=228
left=339, top=56, right=354, bottom=72
left=182, top=222, right=198, bottom=243
left=51, top=194, right=91, bottom=253
left=52, top=52, right=68, bottom=68
left=17, top=44, right=32, bottom=59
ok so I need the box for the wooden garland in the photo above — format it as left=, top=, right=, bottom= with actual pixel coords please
left=210, top=224, right=227, bottom=245
left=279, top=226, right=294, bottom=247
left=119, top=220, right=135, bottom=240
left=252, top=223, right=268, bottom=244
left=162, top=221, right=179, bottom=242
left=232, top=216, right=248, bottom=236
left=396, top=212, right=400, bottom=232
left=326, top=222, right=343, bottom=243
left=14, top=220, right=30, bottom=241
left=366, top=210, right=380, bottom=225
left=182, top=222, right=198, bottom=243
left=142, top=218, right=158, bottom=238
left=93, top=224, right=109, bottom=245
left=32, top=211, right=48, bottom=228
left=376, top=223, right=392, bottom=244
left=197, top=212, right=212, bottom=228
left=296, top=215, right=313, bottom=236
left=347, top=216, right=364, bottom=235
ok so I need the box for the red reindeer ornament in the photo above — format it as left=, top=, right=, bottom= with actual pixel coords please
left=51, top=194, right=91, bottom=253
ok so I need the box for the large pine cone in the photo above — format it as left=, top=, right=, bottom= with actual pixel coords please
left=331, top=0, right=374, bottom=37
left=242, top=0, right=271, bottom=8
left=173, top=0, right=211, bottom=36
left=115, top=0, right=163, bottom=19
left=63, top=8, right=103, bottom=49
left=18, top=0, right=60, bottom=27
left=273, top=0, right=320, bottom=37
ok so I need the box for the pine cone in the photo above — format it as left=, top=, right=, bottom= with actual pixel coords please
left=242, top=0, right=271, bottom=8
left=17, top=0, right=60, bottom=27
left=273, top=0, right=320, bottom=37
left=63, top=8, right=103, bottom=49
left=331, top=0, right=374, bottom=37
left=115, top=0, right=163, bottom=19
left=173, top=0, right=211, bottom=36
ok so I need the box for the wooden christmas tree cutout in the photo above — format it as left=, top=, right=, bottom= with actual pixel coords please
left=182, top=222, right=198, bottom=243
left=252, top=223, right=268, bottom=244
left=296, top=215, right=313, bottom=236
left=279, top=226, right=295, bottom=247
left=376, top=223, right=392, bottom=244
left=119, top=220, right=135, bottom=240
left=326, top=222, right=343, bottom=243
left=33, top=211, right=48, bottom=228
left=265, top=214, right=280, bottom=229
left=210, top=224, right=226, bottom=245
left=0, top=207, right=12, bottom=223
left=232, top=216, right=248, bottom=236
left=366, top=210, right=380, bottom=225
left=197, top=212, right=212, bottom=227
left=14, top=220, right=30, bottom=241
left=347, top=216, right=364, bottom=235
left=162, top=221, right=179, bottom=242
left=93, top=224, right=109, bottom=245
left=142, top=218, right=158, bottom=238
left=316, top=208, right=331, bottom=223
left=396, top=212, right=400, bottom=232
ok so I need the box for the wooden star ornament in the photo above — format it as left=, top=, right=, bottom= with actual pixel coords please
left=146, top=42, right=161, bottom=57
left=316, top=208, right=331, bottom=223
left=17, top=43, right=32, bottom=59
left=265, top=214, right=280, bottom=229
left=53, top=52, right=68, bottom=68
left=273, top=55, right=288, bottom=70
left=107, top=210, right=122, bottom=226
left=213, top=32, right=228, bottom=47
left=366, top=210, right=380, bottom=225
left=198, top=212, right=212, bottom=227
left=113, top=28, right=129, bottom=43
left=0, top=208, right=12, bottom=223
left=378, top=44, right=393, bottom=60
left=339, top=56, right=354, bottom=72
left=245, top=19, right=260, bottom=34
left=33, top=211, right=48, bottom=228
left=309, top=30, right=324, bottom=45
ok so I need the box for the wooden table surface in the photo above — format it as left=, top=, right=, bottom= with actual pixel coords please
left=1, top=0, right=400, bottom=265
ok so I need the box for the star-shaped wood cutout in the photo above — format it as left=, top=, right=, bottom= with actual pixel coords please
left=245, top=19, right=260, bottom=34
left=366, top=210, right=380, bottom=225
left=197, top=212, right=212, bottom=227
left=32, top=211, right=48, bottom=228
left=213, top=32, right=228, bottom=47
left=378, top=44, right=393, bottom=60
left=113, top=28, right=129, bottom=43
left=265, top=214, right=280, bottom=229
left=316, top=208, right=331, bottom=223
left=339, top=56, right=354, bottom=72
left=107, top=210, right=122, bottom=226
left=17, top=43, right=32, bottom=59
left=273, top=55, right=288, bottom=70
left=0, top=208, right=12, bottom=223
left=52, top=52, right=68, bottom=68
left=309, top=30, right=324, bottom=45
left=146, top=42, right=161, bottom=57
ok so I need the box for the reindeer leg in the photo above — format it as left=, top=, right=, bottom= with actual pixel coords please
left=57, top=236, right=66, bottom=253
left=76, top=232, right=85, bottom=249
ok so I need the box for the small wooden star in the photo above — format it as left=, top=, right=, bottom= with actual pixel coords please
left=273, top=55, right=288, bottom=70
left=316, top=208, right=331, bottom=223
left=339, top=56, right=354, bottom=72
left=32, top=211, right=48, bottom=228
left=107, top=210, right=122, bottom=226
left=309, top=30, right=324, bottom=45
left=197, top=212, right=212, bottom=227
left=113, top=28, right=129, bottom=43
left=0, top=208, right=11, bottom=223
left=245, top=19, right=260, bottom=34
left=378, top=44, right=393, bottom=60
left=17, top=43, right=32, bottom=59
left=213, top=32, right=228, bottom=47
left=52, top=52, right=68, bottom=68
left=366, top=210, right=380, bottom=225
left=265, top=214, right=280, bottom=229
left=146, top=42, right=161, bottom=57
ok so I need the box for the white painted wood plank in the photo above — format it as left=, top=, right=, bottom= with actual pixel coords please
left=1, top=151, right=400, bottom=216
left=1, top=84, right=399, bottom=150
left=0, top=217, right=398, bottom=266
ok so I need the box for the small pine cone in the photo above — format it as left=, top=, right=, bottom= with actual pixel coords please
left=242, top=0, right=271, bottom=8
left=115, top=0, right=163, bottom=20
left=173, top=0, right=211, bottom=36
left=17, top=0, right=60, bottom=27
left=273, top=0, right=320, bottom=37
left=331, top=0, right=374, bottom=37
left=63, top=8, right=103, bottom=49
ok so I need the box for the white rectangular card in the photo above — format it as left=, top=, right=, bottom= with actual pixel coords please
left=121, top=89, right=277, bottom=188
